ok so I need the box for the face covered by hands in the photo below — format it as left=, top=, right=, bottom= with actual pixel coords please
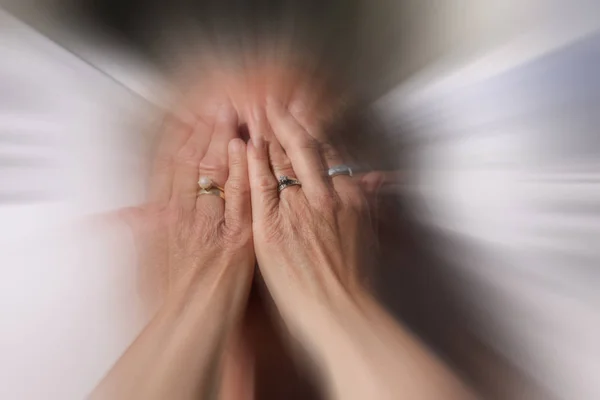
left=123, top=59, right=384, bottom=399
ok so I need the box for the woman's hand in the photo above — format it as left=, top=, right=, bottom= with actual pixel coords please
left=161, top=104, right=254, bottom=298
left=246, top=98, right=376, bottom=339
left=126, top=104, right=254, bottom=311
left=246, top=99, right=473, bottom=400
left=92, top=104, right=255, bottom=400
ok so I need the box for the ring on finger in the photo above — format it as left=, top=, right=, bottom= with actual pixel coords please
left=277, top=175, right=302, bottom=193
left=328, top=164, right=353, bottom=178
left=198, top=176, right=225, bottom=200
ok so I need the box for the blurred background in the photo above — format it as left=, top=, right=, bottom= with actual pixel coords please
left=1, top=1, right=599, bottom=399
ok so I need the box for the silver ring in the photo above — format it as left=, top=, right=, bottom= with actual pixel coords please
left=277, top=175, right=302, bottom=193
left=328, top=164, right=353, bottom=178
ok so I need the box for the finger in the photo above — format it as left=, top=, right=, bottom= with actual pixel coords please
left=196, top=104, right=238, bottom=215
left=266, top=98, right=331, bottom=201
left=171, top=119, right=213, bottom=212
left=288, top=102, right=356, bottom=196
left=247, top=137, right=279, bottom=221
left=224, top=138, right=251, bottom=229
left=150, top=117, right=194, bottom=204
left=249, top=106, right=300, bottom=198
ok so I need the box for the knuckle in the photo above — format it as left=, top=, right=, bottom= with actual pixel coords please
left=225, top=178, right=249, bottom=196
left=198, top=159, right=225, bottom=175
left=273, top=159, right=294, bottom=174
left=255, top=174, right=276, bottom=191
left=252, top=144, right=270, bottom=161
left=228, top=154, right=243, bottom=169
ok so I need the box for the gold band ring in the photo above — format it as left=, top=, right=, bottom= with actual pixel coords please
left=198, top=176, right=225, bottom=200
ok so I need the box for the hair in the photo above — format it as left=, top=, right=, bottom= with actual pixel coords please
left=69, top=0, right=358, bottom=83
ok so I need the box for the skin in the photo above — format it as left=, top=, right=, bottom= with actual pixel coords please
left=246, top=99, right=473, bottom=400
left=91, top=61, right=472, bottom=399
left=91, top=105, right=255, bottom=400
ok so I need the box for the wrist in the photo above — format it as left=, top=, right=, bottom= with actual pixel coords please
left=171, top=255, right=253, bottom=306
left=300, top=290, right=472, bottom=400
left=163, top=257, right=253, bottom=336
left=291, top=289, right=388, bottom=398
left=289, top=282, right=373, bottom=353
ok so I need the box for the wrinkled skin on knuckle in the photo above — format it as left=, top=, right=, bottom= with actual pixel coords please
left=255, top=174, right=275, bottom=192
left=276, top=159, right=294, bottom=173
left=225, top=179, right=249, bottom=198
left=198, top=159, right=224, bottom=177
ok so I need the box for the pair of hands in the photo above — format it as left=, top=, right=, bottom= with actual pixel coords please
left=99, top=96, right=471, bottom=400
left=128, top=97, right=376, bottom=355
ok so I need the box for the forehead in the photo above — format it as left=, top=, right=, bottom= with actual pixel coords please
left=174, top=56, right=341, bottom=124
